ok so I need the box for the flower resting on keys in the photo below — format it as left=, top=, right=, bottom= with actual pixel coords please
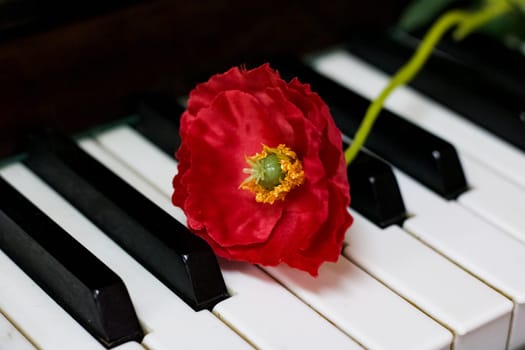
left=172, top=64, right=353, bottom=276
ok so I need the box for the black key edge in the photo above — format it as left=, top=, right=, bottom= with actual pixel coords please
left=273, top=57, right=468, bottom=200
left=345, top=146, right=407, bottom=228
left=133, top=93, right=185, bottom=156
left=23, top=131, right=229, bottom=311
left=0, top=177, right=144, bottom=348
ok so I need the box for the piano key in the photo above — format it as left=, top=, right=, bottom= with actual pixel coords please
left=309, top=49, right=525, bottom=192
left=88, top=127, right=180, bottom=200
left=275, top=59, right=468, bottom=199
left=92, top=125, right=456, bottom=349
left=458, top=154, right=525, bottom=245
left=394, top=169, right=525, bottom=350
left=23, top=133, right=228, bottom=311
left=133, top=94, right=185, bottom=156
left=264, top=258, right=452, bottom=350
left=0, top=248, right=107, bottom=350
left=78, top=138, right=187, bottom=226
left=343, top=33, right=525, bottom=151
left=92, top=122, right=179, bottom=200
left=82, top=132, right=365, bottom=349
left=0, top=312, right=36, bottom=350
left=112, top=342, right=147, bottom=350
left=0, top=175, right=143, bottom=348
left=343, top=210, right=512, bottom=349
left=215, top=261, right=364, bottom=350
left=1, top=162, right=251, bottom=350
left=143, top=319, right=251, bottom=350
left=346, top=149, right=407, bottom=227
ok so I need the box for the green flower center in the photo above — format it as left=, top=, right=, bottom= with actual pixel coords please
left=255, top=153, right=282, bottom=189
left=240, top=144, right=305, bottom=204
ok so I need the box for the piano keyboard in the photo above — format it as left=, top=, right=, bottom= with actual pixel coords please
left=1, top=40, right=525, bottom=350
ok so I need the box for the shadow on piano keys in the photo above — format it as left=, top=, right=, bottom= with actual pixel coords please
left=1, top=1, right=525, bottom=349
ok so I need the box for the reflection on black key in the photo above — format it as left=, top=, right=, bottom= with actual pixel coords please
left=0, top=177, right=143, bottom=348
left=275, top=59, right=468, bottom=199
left=133, top=94, right=185, bottom=156
left=23, top=134, right=229, bottom=311
left=346, top=147, right=407, bottom=227
left=345, top=33, right=525, bottom=151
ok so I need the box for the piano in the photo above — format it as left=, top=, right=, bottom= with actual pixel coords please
left=1, top=1, right=525, bottom=349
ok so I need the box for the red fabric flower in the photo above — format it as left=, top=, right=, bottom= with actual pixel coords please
left=172, top=64, right=353, bottom=276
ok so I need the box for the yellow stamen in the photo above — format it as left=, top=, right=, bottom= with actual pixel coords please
left=240, top=144, right=304, bottom=204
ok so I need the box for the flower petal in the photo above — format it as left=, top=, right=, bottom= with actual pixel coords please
left=172, top=63, right=353, bottom=275
left=187, top=64, right=287, bottom=116
left=180, top=90, right=306, bottom=246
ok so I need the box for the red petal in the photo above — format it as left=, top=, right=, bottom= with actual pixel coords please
left=187, top=64, right=287, bottom=116
left=181, top=90, right=308, bottom=246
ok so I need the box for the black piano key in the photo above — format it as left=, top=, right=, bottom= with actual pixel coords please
left=274, top=59, right=468, bottom=199
left=23, top=133, right=229, bottom=311
left=344, top=33, right=525, bottom=151
left=133, top=94, right=185, bottom=156
left=0, top=177, right=143, bottom=348
left=346, top=146, right=407, bottom=227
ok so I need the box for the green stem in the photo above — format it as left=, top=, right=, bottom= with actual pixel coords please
left=453, top=0, right=511, bottom=40
left=344, top=0, right=514, bottom=165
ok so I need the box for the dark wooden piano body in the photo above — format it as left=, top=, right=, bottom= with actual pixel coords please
left=0, top=0, right=408, bottom=158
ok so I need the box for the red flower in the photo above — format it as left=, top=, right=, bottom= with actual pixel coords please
left=172, top=64, right=353, bottom=276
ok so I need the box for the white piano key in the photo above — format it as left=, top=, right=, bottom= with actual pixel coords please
left=458, top=154, right=525, bottom=245
left=343, top=210, right=512, bottom=350
left=215, top=261, right=363, bottom=350
left=0, top=163, right=250, bottom=350
left=90, top=126, right=179, bottom=194
left=392, top=169, right=525, bottom=349
left=0, top=312, right=36, bottom=350
left=309, top=49, right=525, bottom=191
left=113, top=342, right=146, bottom=350
left=265, top=259, right=452, bottom=350
left=0, top=249, right=106, bottom=350
left=141, top=311, right=253, bottom=350
left=92, top=125, right=458, bottom=349
left=90, top=125, right=179, bottom=195
left=85, top=129, right=366, bottom=349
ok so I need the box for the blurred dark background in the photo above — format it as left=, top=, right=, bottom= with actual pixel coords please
left=0, top=0, right=410, bottom=156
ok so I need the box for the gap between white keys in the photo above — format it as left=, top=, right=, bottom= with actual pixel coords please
left=394, top=168, right=525, bottom=350
left=344, top=209, right=512, bottom=350
left=0, top=311, right=37, bottom=350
